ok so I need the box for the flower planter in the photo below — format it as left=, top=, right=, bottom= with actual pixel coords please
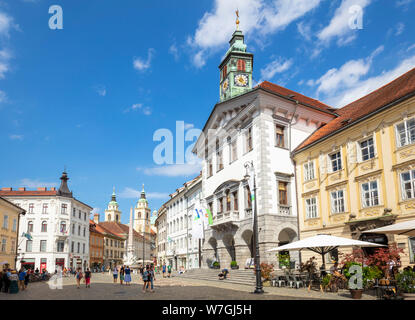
left=231, top=265, right=239, bottom=270
left=350, top=289, right=363, bottom=299
left=402, top=293, right=415, bottom=300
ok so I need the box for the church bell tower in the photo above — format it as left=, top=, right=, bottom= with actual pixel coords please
left=219, top=11, right=253, bottom=102
left=104, top=187, right=122, bottom=223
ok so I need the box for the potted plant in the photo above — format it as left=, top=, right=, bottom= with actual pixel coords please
left=278, top=253, right=290, bottom=269
left=230, top=261, right=239, bottom=270
left=396, top=269, right=415, bottom=300
left=259, top=263, right=274, bottom=286
left=212, top=261, right=220, bottom=269
left=321, top=274, right=332, bottom=292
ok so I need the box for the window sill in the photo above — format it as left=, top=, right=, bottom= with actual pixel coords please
left=304, top=217, right=319, bottom=221
left=275, top=145, right=289, bottom=150
left=304, top=178, right=317, bottom=184
left=395, top=143, right=415, bottom=152
left=357, top=157, right=378, bottom=164
left=329, top=211, right=348, bottom=216
left=359, top=204, right=383, bottom=211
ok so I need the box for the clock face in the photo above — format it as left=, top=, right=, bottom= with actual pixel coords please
left=234, top=74, right=249, bottom=87
left=222, top=78, right=229, bottom=91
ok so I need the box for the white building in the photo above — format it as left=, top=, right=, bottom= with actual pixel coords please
left=0, top=171, right=92, bottom=271
left=164, top=174, right=202, bottom=270
left=154, top=205, right=167, bottom=266
left=184, top=175, right=202, bottom=269
left=192, top=27, right=337, bottom=269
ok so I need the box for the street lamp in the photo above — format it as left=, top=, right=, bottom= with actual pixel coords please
left=244, top=161, right=264, bottom=294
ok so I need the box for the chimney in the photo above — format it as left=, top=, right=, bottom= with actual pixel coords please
left=37, top=187, right=47, bottom=191
left=1, top=187, right=12, bottom=191
left=93, top=213, right=100, bottom=224
left=18, top=187, right=26, bottom=191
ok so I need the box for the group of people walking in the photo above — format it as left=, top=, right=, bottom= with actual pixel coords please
left=75, top=267, right=92, bottom=289
left=0, top=268, right=30, bottom=293
left=112, top=265, right=132, bottom=285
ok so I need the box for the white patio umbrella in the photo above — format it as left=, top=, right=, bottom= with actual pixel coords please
left=363, top=220, right=415, bottom=237
left=267, top=234, right=385, bottom=270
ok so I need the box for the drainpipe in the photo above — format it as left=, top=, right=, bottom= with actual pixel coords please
left=15, top=208, right=26, bottom=269
left=289, top=100, right=301, bottom=266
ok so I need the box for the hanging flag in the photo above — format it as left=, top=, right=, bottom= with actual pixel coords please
left=205, top=208, right=213, bottom=226
left=22, top=232, right=32, bottom=241
left=247, top=166, right=255, bottom=228
left=192, top=200, right=204, bottom=239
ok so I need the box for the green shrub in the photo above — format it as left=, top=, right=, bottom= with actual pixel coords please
left=230, top=261, right=238, bottom=267
left=396, top=270, right=415, bottom=293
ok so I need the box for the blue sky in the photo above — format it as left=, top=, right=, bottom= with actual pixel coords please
left=0, top=0, right=414, bottom=225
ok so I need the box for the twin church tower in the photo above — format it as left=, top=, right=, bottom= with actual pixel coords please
left=104, top=185, right=152, bottom=234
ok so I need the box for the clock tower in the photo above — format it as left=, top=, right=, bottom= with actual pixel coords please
left=219, top=13, right=253, bottom=102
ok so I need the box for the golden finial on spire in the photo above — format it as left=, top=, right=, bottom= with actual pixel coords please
left=236, top=9, right=240, bottom=31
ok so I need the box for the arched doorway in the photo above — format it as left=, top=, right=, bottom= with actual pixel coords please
left=223, top=234, right=236, bottom=262
left=277, top=228, right=298, bottom=269
left=208, top=237, right=218, bottom=263
left=242, top=230, right=254, bottom=258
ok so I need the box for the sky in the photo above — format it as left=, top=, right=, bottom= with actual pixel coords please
left=0, top=0, right=414, bottom=225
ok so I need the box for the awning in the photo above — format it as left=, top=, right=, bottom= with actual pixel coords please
left=267, top=234, right=384, bottom=269
left=363, top=219, right=415, bottom=237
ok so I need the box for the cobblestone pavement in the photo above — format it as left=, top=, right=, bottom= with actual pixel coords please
left=0, top=272, right=375, bottom=300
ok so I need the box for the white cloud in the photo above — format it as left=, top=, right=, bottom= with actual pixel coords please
left=297, top=21, right=312, bottom=41
left=308, top=47, right=415, bottom=107
left=9, top=134, right=23, bottom=140
left=0, top=90, right=6, bottom=103
left=396, top=0, right=413, bottom=7
left=0, top=49, right=12, bottom=79
left=92, top=207, right=100, bottom=214
left=188, top=0, right=322, bottom=67
left=317, top=0, right=371, bottom=45
left=395, top=22, right=405, bottom=36
left=123, top=103, right=152, bottom=115
left=119, top=187, right=169, bottom=200
left=133, top=48, right=155, bottom=71
left=0, top=12, right=13, bottom=37
left=169, top=43, right=180, bottom=61
left=260, top=57, right=293, bottom=80
left=94, top=85, right=106, bottom=96
left=138, top=162, right=202, bottom=178
left=19, top=178, right=57, bottom=188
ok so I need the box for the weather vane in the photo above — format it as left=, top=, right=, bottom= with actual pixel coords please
left=236, top=9, right=240, bottom=30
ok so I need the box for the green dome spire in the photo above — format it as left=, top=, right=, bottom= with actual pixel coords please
left=138, top=183, right=148, bottom=203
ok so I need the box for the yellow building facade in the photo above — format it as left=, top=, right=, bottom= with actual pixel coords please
left=0, top=197, right=25, bottom=270
left=293, top=69, right=415, bottom=267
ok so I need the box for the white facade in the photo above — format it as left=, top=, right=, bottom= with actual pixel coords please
left=184, top=178, right=202, bottom=269
left=163, top=175, right=202, bottom=270
left=155, top=206, right=167, bottom=266
left=193, top=88, right=335, bottom=268
left=4, top=194, right=91, bottom=271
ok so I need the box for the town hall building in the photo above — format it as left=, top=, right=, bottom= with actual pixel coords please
left=192, top=22, right=338, bottom=269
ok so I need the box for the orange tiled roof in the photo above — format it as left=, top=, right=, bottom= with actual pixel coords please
left=295, top=68, right=415, bottom=152
left=98, top=221, right=144, bottom=240
left=257, top=81, right=336, bottom=114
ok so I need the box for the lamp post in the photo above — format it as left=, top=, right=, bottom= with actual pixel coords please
left=244, top=161, right=264, bottom=294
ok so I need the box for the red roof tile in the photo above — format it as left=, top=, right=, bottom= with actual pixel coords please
left=98, top=221, right=144, bottom=240
left=295, top=68, right=415, bottom=152
left=257, top=81, right=336, bottom=114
